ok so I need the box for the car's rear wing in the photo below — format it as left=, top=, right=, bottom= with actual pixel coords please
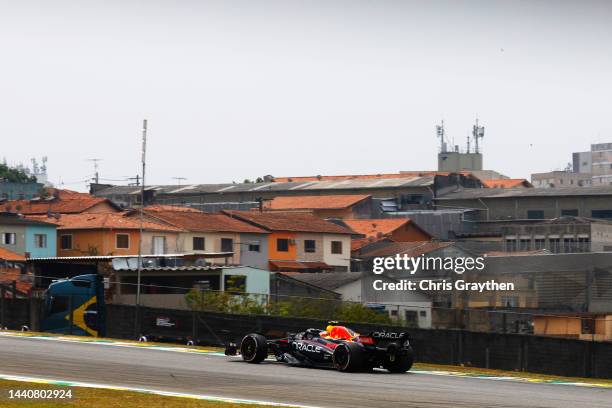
left=366, top=330, right=409, bottom=345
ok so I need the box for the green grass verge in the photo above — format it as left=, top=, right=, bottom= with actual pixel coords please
left=413, top=362, right=612, bottom=386
left=0, top=379, right=290, bottom=408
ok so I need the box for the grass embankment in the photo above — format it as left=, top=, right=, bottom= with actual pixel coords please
left=0, top=379, right=287, bottom=408
left=413, top=362, right=612, bottom=387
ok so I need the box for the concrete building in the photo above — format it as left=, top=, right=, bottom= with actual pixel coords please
left=438, top=151, right=483, bottom=172
left=435, top=187, right=612, bottom=222
left=126, top=205, right=270, bottom=269
left=499, top=217, right=612, bottom=253
left=0, top=213, right=57, bottom=258
left=90, top=173, right=482, bottom=211
left=0, top=181, right=43, bottom=201
left=573, top=151, right=592, bottom=174
left=531, top=171, right=592, bottom=188
left=29, top=212, right=183, bottom=257
left=590, top=143, right=612, bottom=185
left=570, top=143, right=612, bottom=186
left=223, top=210, right=355, bottom=272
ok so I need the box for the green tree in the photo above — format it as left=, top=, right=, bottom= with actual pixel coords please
left=0, top=163, right=36, bottom=183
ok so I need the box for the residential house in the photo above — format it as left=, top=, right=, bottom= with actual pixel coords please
left=128, top=205, right=270, bottom=268
left=0, top=212, right=56, bottom=258
left=223, top=211, right=354, bottom=272
left=343, top=218, right=432, bottom=251
left=29, top=212, right=182, bottom=257
left=1, top=189, right=119, bottom=215
left=263, top=194, right=373, bottom=219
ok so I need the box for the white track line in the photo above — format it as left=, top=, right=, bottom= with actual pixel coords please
left=0, top=373, right=322, bottom=408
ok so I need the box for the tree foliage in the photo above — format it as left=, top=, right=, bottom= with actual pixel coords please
left=0, top=163, right=36, bottom=183
left=184, top=289, right=391, bottom=325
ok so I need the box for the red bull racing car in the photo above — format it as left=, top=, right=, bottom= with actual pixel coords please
left=224, top=324, right=414, bottom=373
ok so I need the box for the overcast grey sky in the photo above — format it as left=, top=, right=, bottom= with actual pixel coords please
left=1, top=0, right=611, bottom=191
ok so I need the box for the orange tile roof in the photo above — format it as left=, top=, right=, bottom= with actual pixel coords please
left=223, top=211, right=354, bottom=234
left=28, top=213, right=182, bottom=232
left=0, top=247, right=25, bottom=262
left=143, top=210, right=268, bottom=234
left=482, top=179, right=532, bottom=188
left=0, top=268, right=32, bottom=295
left=266, top=195, right=370, bottom=210
left=358, top=241, right=453, bottom=257
left=343, top=219, right=410, bottom=239
left=1, top=194, right=117, bottom=215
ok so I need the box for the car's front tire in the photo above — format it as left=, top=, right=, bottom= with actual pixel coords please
left=240, top=333, right=268, bottom=364
left=332, top=342, right=364, bottom=372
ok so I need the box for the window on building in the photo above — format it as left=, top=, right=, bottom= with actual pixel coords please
left=116, top=234, right=130, bottom=249
left=399, top=194, right=424, bottom=206
left=527, top=210, right=545, bottom=219
left=578, top=237, right=590, bottom=252
left=221, top=238, right=233, bottom=252
left=2, top=232, right=16, bottom=245
left=592, top=210, right=612, bottom=219
left=193, top=237, right=205, bottom=251
left=501, top=296, right=519, bottom=308
left=561, top=209, right=579, bottom=217
left=34, top=234, right=47, bottom=248
left=224, top=275, right=246, bottom=293
left=419, top=310, right=427, bottom=317
left=564, top=237, right=576, bottom=253
left=404, top=310, right=418, bottom=324
left=549, top=238, right=561, bottom=253
left=248, top=242, right=260, bottom=252
left=505, top=239, right=517, bottom=252
left=390, top=309, right=398, bottom=317
left=60, top=234, right=73, bottom=250
left=304, top=240, right=316, bottom=253
left=276, top=238, right=289, bottom=252
left=331, top=241, right=343, bottom=254
left=534, top=238, right=546, bottom=250
left=519, top=239, right=531, bottom=251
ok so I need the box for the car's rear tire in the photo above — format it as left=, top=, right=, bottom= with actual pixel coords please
left=332, top=342, right=364, bottom=372
left=384, top=342, right=413, bottom=373
left=240, top=333, right=267, bottom=363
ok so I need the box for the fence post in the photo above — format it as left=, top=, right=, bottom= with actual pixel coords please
left=458, top=330, right=464, bottom=365
left=192, top=309, right=197, bottom=341
left=0, top=287, right=5, bottom=328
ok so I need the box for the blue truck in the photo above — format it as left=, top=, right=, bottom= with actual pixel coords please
left=41, top=274, right=106, bottom=337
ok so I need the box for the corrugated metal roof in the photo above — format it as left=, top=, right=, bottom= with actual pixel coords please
left=114, top=265, right=232, bottom=271
left=437, top=186, right=612, bottom=200
left=26, top=253, right=231, bottom=261
left=95, top=177, right=435, bottom=197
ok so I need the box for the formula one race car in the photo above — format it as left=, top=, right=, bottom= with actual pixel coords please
left=224, top=324, right=414, bottom=373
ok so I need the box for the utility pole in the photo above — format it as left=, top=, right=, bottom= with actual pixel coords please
left=172, top=177, right=186, bottom=186
left=135, top=119, right=147, bottom=336
left=87, top=158, right=102, bottom=184
left=127, top=175, right=140, bottom=186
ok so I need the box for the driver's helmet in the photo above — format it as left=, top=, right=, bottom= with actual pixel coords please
left=321, top=325, right=357, bottom=340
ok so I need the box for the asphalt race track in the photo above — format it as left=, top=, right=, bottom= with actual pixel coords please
left=0, top=336, right=610, bottom=408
